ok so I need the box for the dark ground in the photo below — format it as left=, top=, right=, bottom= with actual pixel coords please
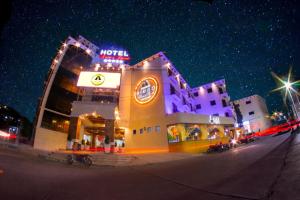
left=0, top=133, right=295, bottom=200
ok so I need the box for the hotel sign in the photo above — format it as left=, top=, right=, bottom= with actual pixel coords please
left=77, top=71, right=121, bottom=89
left=135, top=77, right=158, bottom=104
left=99, top=49, right=130, bottom=64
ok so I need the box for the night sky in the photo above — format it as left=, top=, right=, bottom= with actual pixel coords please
left=0, top=0, right=299, bottom=121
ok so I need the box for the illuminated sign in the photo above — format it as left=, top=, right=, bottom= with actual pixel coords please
left=77, top=72, right=121, bottom=89
left=135, top=77, right=158, bottom=104
left=209, top=115, right=220, bottom=124
left=99, top=49, right=130, bottom=64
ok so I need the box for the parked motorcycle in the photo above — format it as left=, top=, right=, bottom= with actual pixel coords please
left=207, top=143, right=230, bottom=153
left=67, top=154, right=93, bottom=167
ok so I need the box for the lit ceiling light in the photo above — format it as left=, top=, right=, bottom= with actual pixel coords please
left=58, top=50, right=63, bottom=54
left=86, top=49, right=91, bottom=54
left=63, top=43, right=67, bottom=47
left=143, top=60, right=149, bottom=68
left=75, top=42, right=81, bottom=47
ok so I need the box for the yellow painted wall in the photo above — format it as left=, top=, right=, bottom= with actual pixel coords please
left=169, top=137, right=230, bottom=153
left=122, top=56, right=170, bottom=151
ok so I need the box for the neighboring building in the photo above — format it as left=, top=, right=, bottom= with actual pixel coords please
left=33, top=35, right=235, bottom=153
left=233, top=95, right=272, bottom=133
left=0, top=104, right=32, bottom=139
left=190, top=79, right=233, bottom=118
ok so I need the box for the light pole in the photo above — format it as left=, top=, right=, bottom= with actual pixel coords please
left=284, top=81, right=299, bottom=119
left=271, top=68, right=300, bottom=120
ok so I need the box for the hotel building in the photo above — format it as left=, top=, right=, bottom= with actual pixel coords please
left=233, top=95, right=272, bottom=133
left=33, top=36, right=235, bottom=153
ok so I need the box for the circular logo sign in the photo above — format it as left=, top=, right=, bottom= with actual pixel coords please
left=91, top=74, right=105, bottom=86
left=135, top=77, right=158, bottom=104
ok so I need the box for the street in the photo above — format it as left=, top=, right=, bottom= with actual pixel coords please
left=0, top=133, right=292, bottom=200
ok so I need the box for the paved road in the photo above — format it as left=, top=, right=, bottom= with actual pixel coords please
left=0, top=134, right=291, bottom=200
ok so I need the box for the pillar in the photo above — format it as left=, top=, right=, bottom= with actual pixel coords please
left=68, top=117, right=79, bottom=140
left=105, top=119, right=115, bottom=143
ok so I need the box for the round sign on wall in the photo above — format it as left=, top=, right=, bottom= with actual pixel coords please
left=91, top=74, right=105, bottom=86
left=134, top=77, right=158, bottom=104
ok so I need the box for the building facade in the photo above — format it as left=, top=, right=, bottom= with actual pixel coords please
left=33, top=36, right=235, bottom=153
left=233, top=95, right=272, bottom=133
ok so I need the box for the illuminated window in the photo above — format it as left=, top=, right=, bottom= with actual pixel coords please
left=210, top=100, right=216, bottom=106
left=207, top=88, right=213, bottom=93
left=133, top=129, right=136, bottom=135
left=139, top=128, right=143, bottom=134
left=147, top=127, right=152, bottom=133
left=155, top=126, right=161, bottom=133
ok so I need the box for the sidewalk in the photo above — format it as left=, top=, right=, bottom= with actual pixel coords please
left=269, top=131, right=300, bottom=200
left=0, top=141, right=201, bottom=166
left=43, top=151, right=201, bottom=166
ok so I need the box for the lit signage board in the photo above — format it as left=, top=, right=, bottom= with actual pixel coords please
left=209, top=115, right=220, bottom=124
left=99, top=49, right=130, bottom=64
left=77, top=72, right=121, bottom=89
left=134, top=77, right=158, bottom=104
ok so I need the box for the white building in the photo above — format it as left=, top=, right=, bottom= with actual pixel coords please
left=233, top=95, right=272, bottom=133
left=190, top=79, right=233, bottom=118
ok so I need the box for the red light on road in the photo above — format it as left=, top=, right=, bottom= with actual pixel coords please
left=0, top=130, right=16, bottom=139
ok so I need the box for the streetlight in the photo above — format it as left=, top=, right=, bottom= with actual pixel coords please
left=271, top=67, right=300, bottom=119
left=284, top=81, right=291, bottom=89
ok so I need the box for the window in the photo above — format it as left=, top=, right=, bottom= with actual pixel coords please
left=225, top=112, right=230, bottom=117
left=139, top=128, right=143, bottom=134
left=41, top=110, right=70, bottom=133
left=147, top=127, right=152, bottom=133
left=155, top=125, right=161, bottom=133
left=210, top=100, right=216, bottom=106
left=207, top=88, right=213, bottom=93
left=218, top=87, right=224, bottom=94
left=167, top=68, right=173, bottom=76
left=196, top=104, right=201, bottom=109
left=188, top=104, right=193, bottom=111
left=213, top=113, right=219, bottom=116
left=182, top=97, right=187, bottom=105
left=246, top=100, right=251, bottom=104
left=170, top=84, right=176, bottom=95
left=180, top=81, right=184, bottom=89
left=133, top=129, right=136, bottom=135
left=194, top=92, right=199, bottom=97
left=172, top=103, right=178, bottom=113
left=222, top=99, right=227, bottom=107
left=249, top=111, right=255, bottom=115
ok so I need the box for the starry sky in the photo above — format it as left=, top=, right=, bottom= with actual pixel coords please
left=0, top=0, right=299, bottom=121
